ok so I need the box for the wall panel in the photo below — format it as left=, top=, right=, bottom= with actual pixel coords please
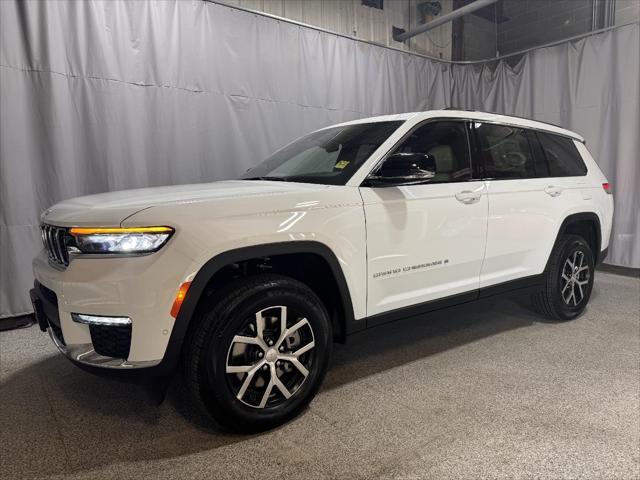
left=0, top=0, right=637, bottom=317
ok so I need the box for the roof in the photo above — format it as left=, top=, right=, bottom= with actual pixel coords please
left=329, top=110, right=584, bottom=142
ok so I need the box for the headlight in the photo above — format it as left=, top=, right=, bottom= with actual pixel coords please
left=68, top=226, right=174, bottom=254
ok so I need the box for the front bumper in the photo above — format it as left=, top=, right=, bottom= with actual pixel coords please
left=30, top=280, right=160, bottom=369
left=31, top=243, right=196, bottom=374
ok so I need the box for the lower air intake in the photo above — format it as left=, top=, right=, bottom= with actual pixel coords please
left=89, top=324, right=132, bottom=359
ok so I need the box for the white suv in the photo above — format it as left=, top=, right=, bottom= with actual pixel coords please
left=31, top=110, right=613, bottom=431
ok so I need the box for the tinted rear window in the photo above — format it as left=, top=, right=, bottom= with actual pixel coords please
left=472, top=123, right=536, bottom=180
left=536, top=132, right=587, bottom=177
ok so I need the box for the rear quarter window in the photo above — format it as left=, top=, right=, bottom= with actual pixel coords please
left=536, top=132, right=587, bottom=177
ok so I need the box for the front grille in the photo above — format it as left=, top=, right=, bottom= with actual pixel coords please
left=41, top=224, right=70, bottom=267
left=90, top=324, right=132, bottom=359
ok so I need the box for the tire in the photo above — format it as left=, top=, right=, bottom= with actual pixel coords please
left=182, top=273, right=332, bottom=433
left=531, top=234, right=595, bottom=321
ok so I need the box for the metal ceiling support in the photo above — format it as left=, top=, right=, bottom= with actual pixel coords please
left=210, top=1, right=637, bottom=65
left=605, top=0, right=617, bottom=28
left=392, top=0, right=499, bottom=42
left=593, top=0, right=617, bottom=30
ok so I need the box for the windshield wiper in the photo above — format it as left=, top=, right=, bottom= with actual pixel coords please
left=243, top=176, right=288, bottom=182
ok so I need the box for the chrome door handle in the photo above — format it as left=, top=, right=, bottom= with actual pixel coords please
left=455, top=190, right=481, bottom=204
left=544, top=185, right=563, bottom=197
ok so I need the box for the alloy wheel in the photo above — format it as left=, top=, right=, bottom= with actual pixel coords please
left=225, top=306, right=316, bottom=409
left=560, top=250, right=590, bottom=306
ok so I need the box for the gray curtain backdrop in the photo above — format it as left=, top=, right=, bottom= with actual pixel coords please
left=0, top=0, right=638, bottom=318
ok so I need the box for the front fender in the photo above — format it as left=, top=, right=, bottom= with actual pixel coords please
left=157, top=240, right=359, bottom=377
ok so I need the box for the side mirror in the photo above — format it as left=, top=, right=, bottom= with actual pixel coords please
left=367, top=153, right=436, bottom=187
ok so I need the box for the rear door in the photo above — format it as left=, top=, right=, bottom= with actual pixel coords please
left=470, top=122, right=577, bottom=288
left=361, top=120, right=488, bottom=318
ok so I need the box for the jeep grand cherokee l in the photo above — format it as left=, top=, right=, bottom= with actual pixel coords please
left=30, top=110, right=613, bottom=432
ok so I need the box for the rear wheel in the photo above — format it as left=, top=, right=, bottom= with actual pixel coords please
left=531, top=234, right=595, bottom=321
left=183, top=274, right=331, bottom=432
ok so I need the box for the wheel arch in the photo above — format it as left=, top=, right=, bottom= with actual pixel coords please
left=546, top=212, right=603, bottom=271
left=159, top=241, right=357, bottom=375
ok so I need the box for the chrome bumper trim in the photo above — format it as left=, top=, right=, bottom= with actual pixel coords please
left=48, top=328, right=160, bottom=370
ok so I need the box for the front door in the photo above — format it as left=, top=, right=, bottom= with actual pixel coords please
left=360, top=120, right=488, bottom=318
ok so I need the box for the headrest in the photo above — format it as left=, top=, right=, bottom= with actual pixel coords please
left=427, top=145, right=455, bottom=173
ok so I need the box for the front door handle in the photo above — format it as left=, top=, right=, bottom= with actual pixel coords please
left=455, top=190, right=481, bottom=204
left=544, top=185, right=563, bottom=197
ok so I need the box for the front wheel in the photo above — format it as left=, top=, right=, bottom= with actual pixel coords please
left=531, top=234, right=595, bottom=321
left=183, top=274, right=332, bottom=432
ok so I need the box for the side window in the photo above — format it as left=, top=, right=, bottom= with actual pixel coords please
left=536, top=132, right=587, bottom=177
left=472, top=122, right=535, bottom=179
left=390, top=121, right=471, bottom=183
left=528, top=130, right=550, bottom=177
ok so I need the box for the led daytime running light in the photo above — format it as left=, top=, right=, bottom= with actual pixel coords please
left=69, top=226, right=173, bottom=235
left=68, top=226, right=174, bottom=254
left=72, top=313, right=132, bottom=326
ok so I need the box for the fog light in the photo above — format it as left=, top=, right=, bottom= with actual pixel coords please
left=71, top=313, right=132, bottom=326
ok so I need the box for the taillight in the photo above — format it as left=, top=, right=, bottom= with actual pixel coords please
left=602, top=183, right=612, bottom=194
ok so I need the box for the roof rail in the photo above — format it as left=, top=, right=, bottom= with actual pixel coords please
left=443, top=108, right=568, bottom=132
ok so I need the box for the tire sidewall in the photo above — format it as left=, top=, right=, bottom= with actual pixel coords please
left=199, top=280, right=331, bottom=430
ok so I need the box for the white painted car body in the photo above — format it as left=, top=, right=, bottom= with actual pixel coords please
left=32, top=110, right=614, bottom=370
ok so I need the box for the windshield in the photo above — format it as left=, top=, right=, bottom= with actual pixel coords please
left=241, top=121, right=403, bottom=185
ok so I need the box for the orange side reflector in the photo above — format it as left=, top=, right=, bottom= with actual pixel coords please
left=170, top=281, right=191, bottom=318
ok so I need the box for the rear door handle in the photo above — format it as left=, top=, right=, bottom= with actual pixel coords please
left=544, top=185, right=563, bottom=197
left=455, top=190, right=481, bottom=204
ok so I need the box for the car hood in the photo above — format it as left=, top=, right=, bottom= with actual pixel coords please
left=42, top=180, right=330, bottom=226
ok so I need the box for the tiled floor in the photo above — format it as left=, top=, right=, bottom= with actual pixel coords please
left=1, top=272, right=638, bottom=479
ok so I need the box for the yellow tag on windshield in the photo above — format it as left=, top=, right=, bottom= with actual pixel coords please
left=335, top=160, right=350, bottom=170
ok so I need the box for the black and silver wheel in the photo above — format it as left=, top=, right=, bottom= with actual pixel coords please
left=226, top=305, right=316, bottom=409
left=183, top=274, right=331, bottom=432
left=559, top=249, right=591, bottom=307
left=531, top=234, right=595, bottom=320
